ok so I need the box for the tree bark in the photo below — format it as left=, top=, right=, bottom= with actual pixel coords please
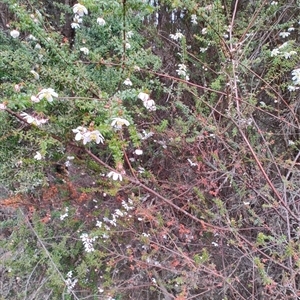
left=0, top=2, right=9, bottom=31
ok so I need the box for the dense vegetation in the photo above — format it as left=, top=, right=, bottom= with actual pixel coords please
left=1, top=0, right=300, bottom=299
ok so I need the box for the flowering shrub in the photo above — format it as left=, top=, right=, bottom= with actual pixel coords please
left=1, top=0, right=300, bottom=299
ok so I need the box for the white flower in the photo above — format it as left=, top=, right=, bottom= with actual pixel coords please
left=34, top=43, right=41, bottom=50
left=72, top=126, right=87, bottom=141
left=139, top=130, right=154, bottom=140
left=187, top=158, right=197, bottom=167
left=125, top=42, right=131, bottom=49
left=288, top=140, right=295, bottom=146
left=27, top=34, right=37, bottom=41
left=279, top=31, right=290, bottom=38
left=14, top=84, right=21, bottom=92
left=169, top=31, right=184, bottom=41
left=288, top=85, right=299, bottom=92
left=288, top=27, right=295, bottom=32
left=126, top=31, right=133, bottom=38
left=96, top=221, right=102, bottom=228
left=292, top=69, right=300, bottom=85
left=138, top=92, right=150, bottom=102
left=270, top=1, right=278, bottom=4
left=10, top=30, right=20, bottom=38
left=20, top=113, right=35, bottom=124
left=65, top=271, right=78, bottom=294
left=122, top=199, right=134, bottom=211
left=107, top=171, right=122, bottom=181
left=37, top=88, right=58, bottom=102
left=30, top=70, right=39, bottom=80
left=282, top=51, right=297, bottom=59
left=97, top=17, right=106, bottom=26
left=177, top=63, right=187, bottom=72
left=270, top=48, right=280, bottom=57
left=80, top=233, right=97, bottom=253
left=71, top=22, right=80, bottom=29
left=71, top=15, right=82, bottom=29
left=34, top=151, right=42, bottom=160
left=200, top=47, right=208, bottom=53
left=73, top=15, right=82, bottom=24
left=72, top=126, right=104, bottom=145
left=111, top=117, right=130, bottom=129
left=191, top=14, right=197, bottom=25
left=202, top=28, right=208, bottom=35
left=20, top=112, right=48, bottom=126
left=80, top=47, right=89, bottom=55
left=31, top=95, right=40, bottom=103
left=176, top=63, right=189, bottom=80
left=73, top=3, right=88, bottom=16
left=134, top=149, right=143, bottom=155
left=83, top=130, right=104, bottom=145
left=143, top=99, right=156, bottom=111
left=123, top=78, right=132, bottom=86
left=60, top=207, right=69, bottom=220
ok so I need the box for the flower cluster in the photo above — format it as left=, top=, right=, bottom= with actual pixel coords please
left=65, top=156, right=75, bottom=168
left=289, top=68, right=300, bottom=91
left=291, top=69, right=300, bottom=85
left=71, top=3, right=88, bottom=29
left=72, top=126, right=104, bottom=145
left=191, top=14, right=197, bottom=25
left=279, top=32, right=290, bottom=38
left=279, top=30, right=294, bottom=39
left=65, top=271, right=78, bottom=293
left=96, top=199, right=134, bottom=231
left=60, top=207, right=69, bottom=220
left=20, top=112, right=48, bottom=126
left=124, top=30, right=133, bottom=50
left=270, top=42, right=297, bottom=59
left=80, top=233, right=97, bottom=253
left=138, top=92, right=156, bottom=111
left=176, top=63, right=189, bottom=81
left=71, top=15, right=82, bottom=29
left=139, top=129, right=154, bottom=140
left=170, top=31, right=184, bottom=41
left=107, top=171, right=123, bottom=181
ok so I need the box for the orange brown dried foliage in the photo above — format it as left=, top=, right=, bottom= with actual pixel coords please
left=0, top=178, right=93, bottom=221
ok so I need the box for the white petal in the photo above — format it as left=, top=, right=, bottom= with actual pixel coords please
left=134, top=149, right=143, bottom=155
left=75, top=132, right=82, bottom=141
left=138, top=92, right=150, bottom=102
